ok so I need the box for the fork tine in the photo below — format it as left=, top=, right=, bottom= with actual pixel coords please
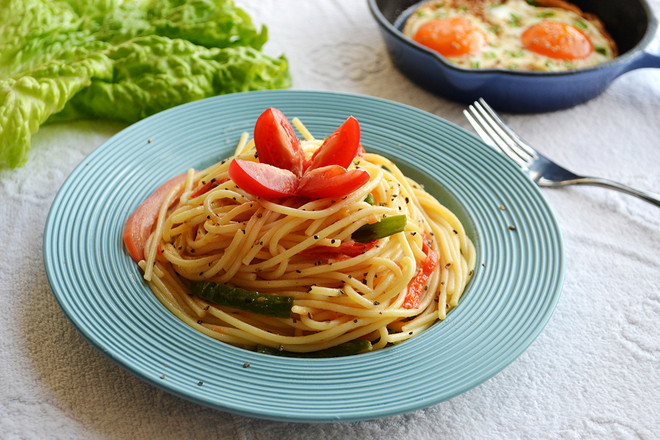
left=463, top=109, right=497, bottom=149
left=464, top=103, right=529, bottom=168
left=475, top=99, right=537, bottom=159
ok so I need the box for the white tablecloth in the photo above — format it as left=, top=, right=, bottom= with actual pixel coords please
left=2, top=1, right=659, bottom=438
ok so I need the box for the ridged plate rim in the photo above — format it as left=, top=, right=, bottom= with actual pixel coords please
left=43, top=90, right=564, bottom=422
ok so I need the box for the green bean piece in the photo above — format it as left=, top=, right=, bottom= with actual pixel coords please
left=351, top=214, right=407, bottom=243
left=255, top=339, right=373, bottom=357
left=191, top=281, right=294, bottom=318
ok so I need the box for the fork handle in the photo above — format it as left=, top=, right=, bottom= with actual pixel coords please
left=545, top=176, right=660, bottom=207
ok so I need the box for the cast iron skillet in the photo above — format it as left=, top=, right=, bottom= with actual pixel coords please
left=368, top=0, right=660, bottom=112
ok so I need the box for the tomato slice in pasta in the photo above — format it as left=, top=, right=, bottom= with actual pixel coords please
left=123, top=173, right=186, bottom=263
left=296, top=165, right=370, bottom=199
left=254, top=107, right=306, bottom=177
left=228, top=159, right=299, bottom=199
left=306, top=116, right=361, bottom=171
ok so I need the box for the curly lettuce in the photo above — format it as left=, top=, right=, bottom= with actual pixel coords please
left=0, top=0, right=291, bottom=169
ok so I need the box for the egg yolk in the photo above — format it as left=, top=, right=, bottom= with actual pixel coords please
left=413, top=17, right=487, bottom=57
left=521, top=20, right=594, bottom=60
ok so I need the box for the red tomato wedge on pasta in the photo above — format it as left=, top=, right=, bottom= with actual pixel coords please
left=296, top=165, right=369, bottom=199
left=403, top=241, right=439, bottom=309
left=123, top=173, right=186, bottom=263
left=228, top=159, right=299, bottom=199
left=306, top=116, right=361, bottom=171
left=254, top=107, right=305, bottom=177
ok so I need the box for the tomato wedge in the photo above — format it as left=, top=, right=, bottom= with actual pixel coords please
left=228, top=159, right=298, bottom=199
left=299, top=240, right=376, bottom=259
left=403, top=241, right=440, bottom=309
left=307, top=116, right=361, bottom=171
left=296, top=165, right=369, bottom=199
left=254, top=108, right=305, bottom=177
left=123, top=173, right=186, bottom=263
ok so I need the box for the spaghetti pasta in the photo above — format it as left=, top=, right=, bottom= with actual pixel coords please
left=125, top=110, right=476, bottom=356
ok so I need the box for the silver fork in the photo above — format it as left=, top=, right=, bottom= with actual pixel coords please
left=464, top=99, right=660, bottom=208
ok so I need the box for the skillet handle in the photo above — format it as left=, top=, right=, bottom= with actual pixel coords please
left=629, top=22, right=660, bottom=70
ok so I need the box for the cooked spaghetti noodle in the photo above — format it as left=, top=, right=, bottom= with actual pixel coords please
left=132, top=117, right=476, bottom=355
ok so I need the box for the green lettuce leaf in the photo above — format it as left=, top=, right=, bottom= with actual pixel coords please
left=0, top=0, right=290, bottom=169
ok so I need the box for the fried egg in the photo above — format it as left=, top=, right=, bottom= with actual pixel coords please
left=402, top=0, right=617, bottom=71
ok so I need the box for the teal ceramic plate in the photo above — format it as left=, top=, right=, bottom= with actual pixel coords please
left=44, top=90, right=564, bottom=422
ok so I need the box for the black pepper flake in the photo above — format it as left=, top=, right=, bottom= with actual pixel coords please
left=160, top=374, right=165, bottom=379
left=307, top=313, right=312, bottom=319
left=257, top=213, right=263, bottom=218
left=314, top=235, right=319, bottom=239
left=373, top=301, right=380, bottom=305
left=340, top=289, right=346, bottom=295
left=243, top=362, right=250, bottom=368
left=148, top=139, right=152, bottom=143
left=331, top=239, right=336, bottom=244
left=348, top=275, right=352, bottom=279
left=190, top=249, right=195, bottom=253
left=204, top=305, right=210, bottom=311
left=278, top=345, right=284, bottom=351
left=197, top=320, right=203, bottom=324
left=411, top=231, right=417, bottom=236
left=296, top=270, right=302, bottom=274
left=198, top=381, right=203, bottom=386
left=445, top=263, right=451, bottom=268
left=207, top=215, right=210, bottom=219
left=508, top=225, right=517, bottom=231
left=353, top=319, right=358, bottom=323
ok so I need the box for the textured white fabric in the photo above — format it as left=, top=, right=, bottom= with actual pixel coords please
left=1, top=1, right=659, bottom=438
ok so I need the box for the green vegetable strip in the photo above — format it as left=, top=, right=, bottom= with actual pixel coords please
left=364, top=193, right=375, bottom=205
left=255, top=339, right=373, bottom=357
left=352, top=214, right=407, bottom=243
left=191, top=281, right=294, bottom=318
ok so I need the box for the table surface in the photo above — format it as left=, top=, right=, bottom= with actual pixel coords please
left=1, top=1, right=659, bottom=439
